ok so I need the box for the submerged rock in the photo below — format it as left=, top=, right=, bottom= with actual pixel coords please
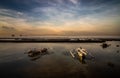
left=25, top=48, right=50, bottom=61
left=101, top=42, right=111, bottom=49
left=26, top=48, right=48, bottom=57
left=116, top=45, right=119, bottom=47
left=107, top=62, right=115, bottom=68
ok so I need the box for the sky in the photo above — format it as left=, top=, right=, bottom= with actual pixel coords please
left=0, top=0, right=120, bottom=36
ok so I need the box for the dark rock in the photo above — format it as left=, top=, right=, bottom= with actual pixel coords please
left=107, top=62, right=115, bottom=68
left=116, top=45, right=119, bottom=47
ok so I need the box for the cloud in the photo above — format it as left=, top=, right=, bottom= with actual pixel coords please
left=1, top=26, right=15, bottom=30
left=0, top=9, right=25, bottom=20
left=0, top=0, right=120, bottom=36
left=69, top=0, right=79, bottom=4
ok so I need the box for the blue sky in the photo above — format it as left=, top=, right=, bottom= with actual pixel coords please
left=0, top=0, right=120, bottom=36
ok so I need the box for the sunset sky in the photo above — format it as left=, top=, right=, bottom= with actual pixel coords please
left=0, top=0, right=120, bottom=36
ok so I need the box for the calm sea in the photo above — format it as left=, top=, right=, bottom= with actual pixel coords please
left=0, top=41, right=120, bottom=78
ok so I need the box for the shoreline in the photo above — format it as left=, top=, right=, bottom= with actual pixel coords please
left=0, top=37, right=120, bottom=43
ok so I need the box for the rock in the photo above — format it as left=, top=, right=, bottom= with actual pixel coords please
left=116, top=45, right=119, bottom=47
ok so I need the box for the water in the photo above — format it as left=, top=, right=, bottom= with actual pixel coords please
left=0, top=41, right=120, bottom=78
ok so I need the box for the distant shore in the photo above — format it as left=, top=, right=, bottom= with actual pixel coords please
left=0, top=37, right=120, bottom=43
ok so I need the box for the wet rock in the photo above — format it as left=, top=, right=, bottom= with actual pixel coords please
left=101, top=42, right=111, bottom=49
left=107, top=62, right=115, bottom=68
left=25, top=48, right=50, bottom=61
left=116, top=45, right=119, bottom=47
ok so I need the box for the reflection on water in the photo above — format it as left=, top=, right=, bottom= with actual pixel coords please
left=117, top=50, right=119, bottom=53
left=0, top=41, right=120, bottom=78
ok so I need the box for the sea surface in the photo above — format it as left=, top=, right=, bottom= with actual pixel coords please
left=0, top=41, right=120, bottom=78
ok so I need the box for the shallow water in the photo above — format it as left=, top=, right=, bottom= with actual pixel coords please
left=0, top=41, right=120, bottom=78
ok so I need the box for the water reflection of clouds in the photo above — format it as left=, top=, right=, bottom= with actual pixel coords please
left=0, top=55, right=25, bottom=63
left=0, top=42, right=120, bottom=78
left=23, top=55, right=88, bottom=78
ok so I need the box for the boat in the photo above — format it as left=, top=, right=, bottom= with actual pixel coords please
left=69, top=47, right=95, bottom=64
left=76, top=47, right=87, bottom=60
left=69, top=47, right=88, bottom=60
left=77, top=52, right=84, bottom=61
left=69, top=50, right=75, bottom=58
